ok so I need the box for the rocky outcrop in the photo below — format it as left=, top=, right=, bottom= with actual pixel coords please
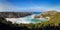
left=34, top=14, right=43, bottom=18
left=0, top=12, right=32, bottom=18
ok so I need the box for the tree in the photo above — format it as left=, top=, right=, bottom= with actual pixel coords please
left=0, top=17, right=8, bottom=24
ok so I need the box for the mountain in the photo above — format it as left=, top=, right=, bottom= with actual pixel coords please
left=0, top=12, right=32, bottom=18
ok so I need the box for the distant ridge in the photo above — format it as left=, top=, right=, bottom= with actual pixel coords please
left=0, top=12, right=32, bottom=18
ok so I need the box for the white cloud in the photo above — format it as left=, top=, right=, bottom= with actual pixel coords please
left=0, top=0, right=46, bottom=12
left=0, top=0, right=60, bottom=12
left=0, top=3, right=45, bottom=12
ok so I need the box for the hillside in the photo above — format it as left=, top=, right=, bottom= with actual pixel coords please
left=0, top=10, right=60, bottom=30
left=39, top=10, right=60, bottom=26
left=0, top=12, right=32, bottom=18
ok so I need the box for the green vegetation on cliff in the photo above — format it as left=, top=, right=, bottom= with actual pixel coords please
left=40, top=10, right=60, bottom=26
left=0, top=10, right=60, bottom=28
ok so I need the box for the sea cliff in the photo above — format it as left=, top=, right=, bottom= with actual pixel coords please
left=0, top=12, right=32, bottom=18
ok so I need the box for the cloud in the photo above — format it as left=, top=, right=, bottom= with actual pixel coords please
left=0, top=0, right=46, bottom=12
left=0, top=1, right=45, bottom=12
left=0, top=0, right=60, bottom=12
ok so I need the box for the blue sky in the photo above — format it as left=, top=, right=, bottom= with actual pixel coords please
left=0, top=0, right=60, bottom=12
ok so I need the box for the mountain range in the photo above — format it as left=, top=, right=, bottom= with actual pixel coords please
left=0, top=12, right=32, bottom=18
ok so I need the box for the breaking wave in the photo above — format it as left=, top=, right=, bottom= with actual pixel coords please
left=6, top=14, right=48, bottom=24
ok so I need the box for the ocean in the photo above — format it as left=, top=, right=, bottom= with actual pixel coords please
left=15, top=12, right=48, bottom=24
left=6, top=12, right=48, bottom=24
left=33, top=12, right=41, bottom=14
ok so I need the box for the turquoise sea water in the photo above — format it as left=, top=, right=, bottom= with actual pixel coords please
left=16, top=12, right=48, bottom=24
left=16, top=12, right=47, bottom=24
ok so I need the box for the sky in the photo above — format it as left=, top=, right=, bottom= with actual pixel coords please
left=0, top=0, right=60, bottom=12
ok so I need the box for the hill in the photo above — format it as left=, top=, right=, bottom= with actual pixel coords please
left=0, top=10, right=60, bottom=30
left=0, top=12, right=32, bottom=18
left=39, top=10, right=60, bottom=26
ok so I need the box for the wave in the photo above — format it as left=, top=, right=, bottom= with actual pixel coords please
left=6, top=14, right=48, bottom=24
